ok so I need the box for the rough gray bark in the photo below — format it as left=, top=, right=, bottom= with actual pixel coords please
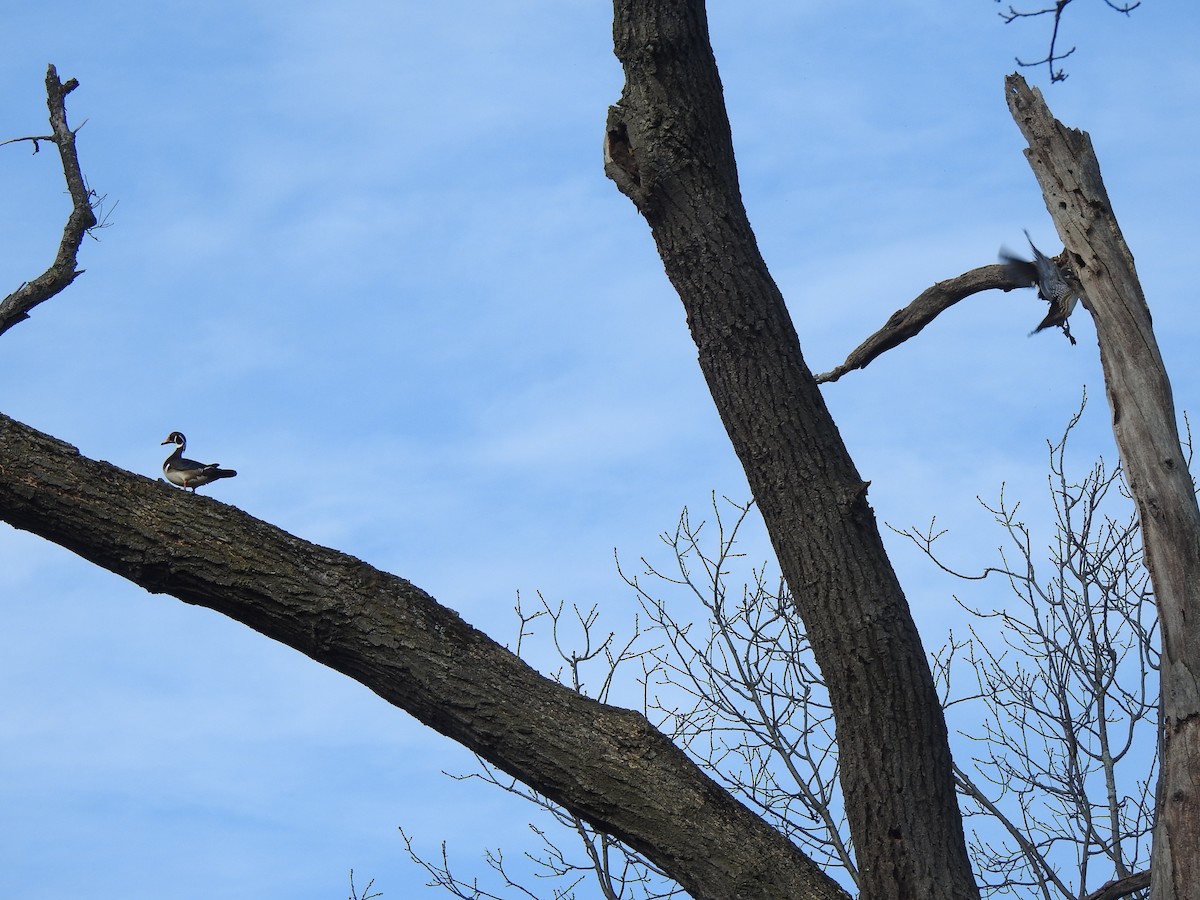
left=603, top=2, right=978, bottom=898
left=1006, top=72, right=1200, bottom=900
left=0, top=413, right=848, bottom=900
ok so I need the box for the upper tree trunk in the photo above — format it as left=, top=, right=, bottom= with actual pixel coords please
left=1006, top=73, right=1200, bottom=900
left=604, top=2, right=978, bottom=898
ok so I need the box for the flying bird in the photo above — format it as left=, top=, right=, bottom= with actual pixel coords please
left=161, top=432, right=237, bottom=492
left=1000, top=230, right=1080, bottom=345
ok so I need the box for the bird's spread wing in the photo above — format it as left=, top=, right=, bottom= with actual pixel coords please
left=999, top=251, right=1038, bottom=287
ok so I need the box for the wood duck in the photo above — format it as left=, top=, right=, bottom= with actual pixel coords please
left=161, top=432, right=237, bottom=492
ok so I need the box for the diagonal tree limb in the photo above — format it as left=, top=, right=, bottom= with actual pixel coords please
left=1005, top=71, right=1200, bottom=900
left=0, top=65, right=98, bottom=339
left=0, top=412, right=849, bottom=900
left=815, top=264, right=1022, bottom=384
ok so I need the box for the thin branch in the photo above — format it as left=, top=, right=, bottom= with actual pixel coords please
left=0, top=65, right=100, bottom=338
left=997, top=0, right=1141, bottom=83
left=399, top=828, right=534, bottom=900
left=956, top=765, right=1070, bottom=900
left=0, top=133, right=57, bottom=150
left=815, top=264, right=1032, bottom=384
left=887, top=512, right=1030, bottom=583
left=347, top=869, right=384, bottom=900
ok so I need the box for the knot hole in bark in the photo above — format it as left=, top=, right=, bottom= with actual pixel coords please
left=841, top=480, right=874, bottom=526
left=603, top=109, right=643, bottom=204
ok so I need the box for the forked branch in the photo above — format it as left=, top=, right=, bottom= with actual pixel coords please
left=997, top=0, right=1141, bottom=83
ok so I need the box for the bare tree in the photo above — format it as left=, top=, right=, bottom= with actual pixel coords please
left=415, top=401, right=1156, bottom=899
left=1, top=2, right=1194, bottom=899
left=903, top=397, right=1158, bottom=900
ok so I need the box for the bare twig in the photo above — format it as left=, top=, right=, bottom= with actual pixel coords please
left=0, top=65, right=100, bottom=338
left=997, top=0, right=1141, bottom=83
left=347, top=869, right=383, bottom=900
left=399, top=828, right=535, bottom=900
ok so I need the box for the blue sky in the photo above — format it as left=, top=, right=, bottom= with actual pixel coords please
left=1, top=2, right=1196, bottom=897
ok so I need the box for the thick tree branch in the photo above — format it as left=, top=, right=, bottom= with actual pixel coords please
left=0, top=412, right=847, bottom=900
left=815, top=264, right=1021, bottom=384
left=1083, top=869, right=1151, bottom=900
left=0, top=65, right=98, bottom=339
left=1005, top=72, right=1200, bottom=900
left=605, top=2, right=977, bottom=897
